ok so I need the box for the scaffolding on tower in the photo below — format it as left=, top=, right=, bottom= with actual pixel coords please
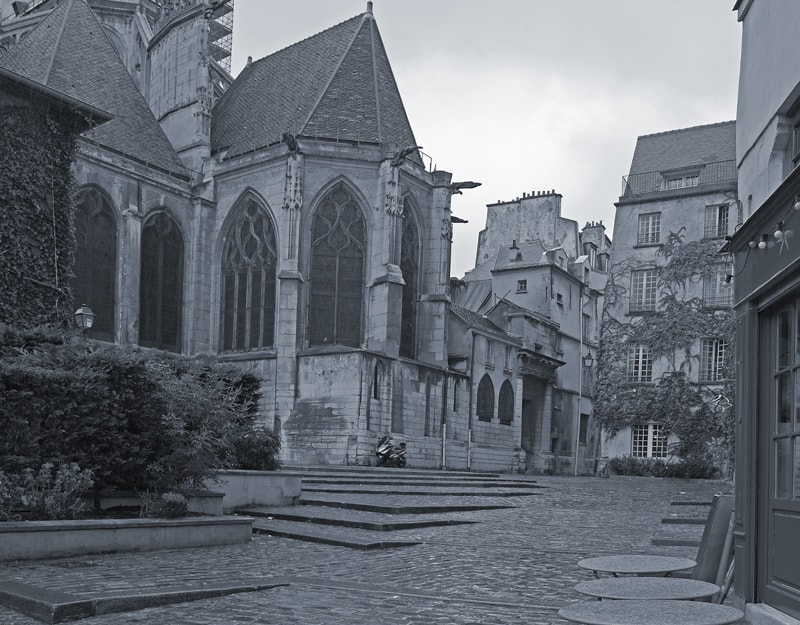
left=208, top=0, right=233, bottom=73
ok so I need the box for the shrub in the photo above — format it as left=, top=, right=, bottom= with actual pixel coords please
left=229, top=426, right=281, bottom=471
left=608, top=455, right=716, bottom=479
left=0, top=328, right=278, bottom=515
left=0, top=463, right=94, bottom=521
left=139, top=491, right=188, bottom=519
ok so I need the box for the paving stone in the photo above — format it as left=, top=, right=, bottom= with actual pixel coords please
left=0, top=474, right=735, bottom=625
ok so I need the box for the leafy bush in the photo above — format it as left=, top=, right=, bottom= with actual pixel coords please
left=139, top=491, right=188, bottom=519
left=0, top=463, right=94, bottom=521
left=0, top=328, right=278, bottom=518
left=229, top=427, right=281, bottom=471
left=608, top=455, right=716, bottom=479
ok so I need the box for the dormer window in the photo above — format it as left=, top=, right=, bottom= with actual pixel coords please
left=662, top=171, right=699, bottom=190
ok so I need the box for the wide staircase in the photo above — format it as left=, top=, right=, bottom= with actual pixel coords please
left=237, top=466, right=543, bottom=550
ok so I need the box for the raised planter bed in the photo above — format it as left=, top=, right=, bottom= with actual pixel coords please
left=205, top=470, right=302, bottom=512
left=0, top=516, right=254, bottom=561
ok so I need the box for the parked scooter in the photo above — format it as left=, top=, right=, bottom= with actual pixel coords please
left=375, top=435, right=407, bottom=467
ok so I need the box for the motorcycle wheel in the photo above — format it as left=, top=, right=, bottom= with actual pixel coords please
left=398, top=457, right=407, bottom=468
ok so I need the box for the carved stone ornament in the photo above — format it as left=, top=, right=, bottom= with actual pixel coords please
left=283, top=153, right=304, bottom=211
left=442, top=217, right=453, bottom=241
left=383, top=164, right=401, bottom=215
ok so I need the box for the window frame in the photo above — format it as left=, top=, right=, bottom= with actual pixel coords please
left=637, top=212, right=662, bottom=246
left=626, top=345, right=653, bottom=383
left=630, top=269, right=658, bottom=313
left=632, top=423, right=668, bottom=458
left=699, top=338, right=728, bottom=383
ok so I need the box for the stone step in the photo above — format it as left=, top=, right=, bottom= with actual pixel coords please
left=251, top=518, right=421, bottom=550
left=661, top=517, right=708, bottom=525
left=297, top=495, right=516, bottom=515
left=239, top=505, right=478, bottom=531
left=301, top=485, right=539, bottom=497
left=301, top=477, right=540, bottom=488
left=285, top=464, right=502, bottom=478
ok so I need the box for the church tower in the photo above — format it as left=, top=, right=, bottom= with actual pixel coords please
left=147, top=0, right=233, bottom=173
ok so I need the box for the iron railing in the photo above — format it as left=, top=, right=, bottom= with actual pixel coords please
left=621, top=160, right=737, bottom=197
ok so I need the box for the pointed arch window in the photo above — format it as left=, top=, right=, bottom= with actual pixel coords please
left=498, top=379, right=514, bottom=425
left=400, top=207, right=419, bottom=359
left=477, top=374, right=495, bottom=422
left=309, top=185, right=365, bottom=347
left=140, top=212, right=183, bottom=352
left=72, top=187, right=116, bottom=342
left=220, top=198, right=277, bottom=351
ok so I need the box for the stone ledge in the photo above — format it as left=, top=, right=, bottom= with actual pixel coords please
left=0, top=578, right=289, bottom=624
left=0, top=515, right=253, bottom=561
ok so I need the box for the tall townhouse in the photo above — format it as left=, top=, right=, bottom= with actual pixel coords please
left=726, top=2, right=800, bottom=623
left=598, top=122, right=737, bottom=466
left=451, top=190, right=610, bottom=474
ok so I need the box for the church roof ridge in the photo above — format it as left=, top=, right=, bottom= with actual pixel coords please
left=212, top=7, right=419, bottom=161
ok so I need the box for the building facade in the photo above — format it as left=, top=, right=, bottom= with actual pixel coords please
left=0, top=0, right=473, bottom=468
left=452, top=190, right=610, bottom=474
left=726, top=2, right=800, bottom=623
left=598, top=122, right=737, bottom=468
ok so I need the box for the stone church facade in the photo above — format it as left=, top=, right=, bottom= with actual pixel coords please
left=0, top=0, right=467, bottom=467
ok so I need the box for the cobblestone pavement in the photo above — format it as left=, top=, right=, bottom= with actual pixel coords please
left=0, top=475, right=734, bottom=625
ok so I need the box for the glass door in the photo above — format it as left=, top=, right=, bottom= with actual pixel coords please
left=761, top=300, right=800, bottom=619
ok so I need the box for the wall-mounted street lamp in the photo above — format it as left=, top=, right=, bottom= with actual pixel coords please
left=583, top=350, right=594, bottom=368
left=74, top=304, right=95, bottom=336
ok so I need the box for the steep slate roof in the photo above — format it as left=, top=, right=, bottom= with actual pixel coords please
left=450, top=304, right=507, bottom=337
left=628, top=120, right=736, bottom=175
left=212, top=7, right=420, bottom=161
left=493, top=241, right=547, bottom=271
left=0, top=0, right=187, bottom=177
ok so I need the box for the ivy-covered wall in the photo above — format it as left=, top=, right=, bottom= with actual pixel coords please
left=0, top=102, right=81, bottom=328
left=595, top=231, right=736, bottom=470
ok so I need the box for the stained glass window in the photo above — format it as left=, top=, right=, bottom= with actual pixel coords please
left=498, top=379, right=514, bottom=425
left=220, top=198, right=277, bottom=351
left=72, top=187, right=116, bottom=342
left=477, top=374, right=494, bottom=422
left=309, top=186, right=365, bottom=347
left=140, top=212, right=183, bottom=352
left=400, top=210, right=419, bottom=359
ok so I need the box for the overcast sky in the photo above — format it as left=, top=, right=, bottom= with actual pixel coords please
left=230, top=1, right=742, bottom=277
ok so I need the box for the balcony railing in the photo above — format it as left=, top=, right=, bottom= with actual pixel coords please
left=621, top=160, right=737, bottom=197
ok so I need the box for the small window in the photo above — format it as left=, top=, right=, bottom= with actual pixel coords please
left=663, top=174, right=698, bottom=190
left=632, top=423, right=668, bottom=458
left=638, top=213, right=661, bottom=245
left=553, top=389, right=562, bottom=410
left=556, top=293, right=564, bottom=306
left=627, top=345, right=652, bottom=383
left=704, top=205, right=729, bottom=239
left=703, top=264, right=733, bottom=309
left=516, top=279, right=527, bottom=293
left=699, top=338, right=728, bottom=382
left=579, top=414, right=590, bottom=445
left=630, top=269, right=657, bottom=313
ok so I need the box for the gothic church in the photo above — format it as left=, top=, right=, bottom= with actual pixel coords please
left=0, top=0, right=468, bottom=467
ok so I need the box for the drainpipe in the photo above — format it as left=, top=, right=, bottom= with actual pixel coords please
left=467, top=329, right=476, bottom=471
left=574, top=303, right=583, bottom=477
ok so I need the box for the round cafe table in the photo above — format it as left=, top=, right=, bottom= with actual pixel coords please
left=574, top=577, right=720, bottom=601
left=558, top=599, right=744, bottom=625
left=577, top=555, right=696, bottom=577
